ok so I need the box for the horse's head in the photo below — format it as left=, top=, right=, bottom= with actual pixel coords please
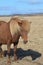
left=18, top=19, right=31, bottom=44
left=10, top=17, right=31, bottom=44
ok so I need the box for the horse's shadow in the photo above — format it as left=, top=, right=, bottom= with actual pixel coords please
left=3, top=48, right=41, bottom=60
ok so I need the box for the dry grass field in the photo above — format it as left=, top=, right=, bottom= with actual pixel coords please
left=0, top=15, right=43, bottom=65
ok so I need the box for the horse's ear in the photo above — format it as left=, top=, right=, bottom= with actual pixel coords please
left=17, top=19, right=23, bottom=26
left=18, top=21, right=22, bottom=26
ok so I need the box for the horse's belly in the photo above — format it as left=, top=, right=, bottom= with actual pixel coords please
left=0, top=35, right=9, bottom=44
left=0, top=39, right=6, bottom=44
left=0, top=32, right=12, bottom=44
left=0, top=36, right=12, bottom=44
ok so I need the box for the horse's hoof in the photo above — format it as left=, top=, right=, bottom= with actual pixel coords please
left=14, top=57, right=18, bottom=61
left=7, top=58, right=11, bottom=63
left=7, top=60, right=11, bottom=63
left=0, top=56, right=2, bottom=58
left=0, top=54, right=3, bottom=58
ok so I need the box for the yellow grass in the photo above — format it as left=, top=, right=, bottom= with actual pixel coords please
left=0, top=15, right=43, bottom=65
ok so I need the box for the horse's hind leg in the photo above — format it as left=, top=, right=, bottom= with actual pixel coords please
left=0, top=44, right=3, bottom=58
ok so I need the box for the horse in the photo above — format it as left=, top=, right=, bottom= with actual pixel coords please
left=0, top=17, right=31, bottom=63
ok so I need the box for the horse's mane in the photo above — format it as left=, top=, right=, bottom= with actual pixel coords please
left=9, top=17, right=21, bottom=36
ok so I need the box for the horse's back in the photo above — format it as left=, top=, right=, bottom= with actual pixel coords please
left=0, top=21, right=6, bottom=25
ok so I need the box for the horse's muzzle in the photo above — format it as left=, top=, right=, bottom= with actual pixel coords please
left=23, top=40, right=28, bottom=44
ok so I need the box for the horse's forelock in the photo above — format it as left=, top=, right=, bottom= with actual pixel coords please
left=21, top=20, right=31, bottom=33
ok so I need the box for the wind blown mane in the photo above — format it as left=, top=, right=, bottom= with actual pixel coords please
left=9, top=17, right=21, bottom=37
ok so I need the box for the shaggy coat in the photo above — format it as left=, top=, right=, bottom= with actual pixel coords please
left=0, top=17, right=31, bottom=63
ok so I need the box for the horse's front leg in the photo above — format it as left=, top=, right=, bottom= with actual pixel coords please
left=14, top=43, right=17, bottom=61
left=0, top=44, right=3, bottom=58
left=7, top=43, right=11, bottom=63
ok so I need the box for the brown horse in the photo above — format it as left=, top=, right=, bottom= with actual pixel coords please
left=0, top=17, right=31, bottom=63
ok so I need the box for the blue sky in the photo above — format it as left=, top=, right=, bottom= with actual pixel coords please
left=0, top=0, right=43, bottom=15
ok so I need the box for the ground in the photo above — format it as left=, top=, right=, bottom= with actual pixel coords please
left=0, top=15, right=43, bottom=65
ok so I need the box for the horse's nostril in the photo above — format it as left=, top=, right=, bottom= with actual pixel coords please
left=24, top=41, right=28, bottom=44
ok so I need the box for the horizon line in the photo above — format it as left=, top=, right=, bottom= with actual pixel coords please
left=0, top=13, right=43, bottom=17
